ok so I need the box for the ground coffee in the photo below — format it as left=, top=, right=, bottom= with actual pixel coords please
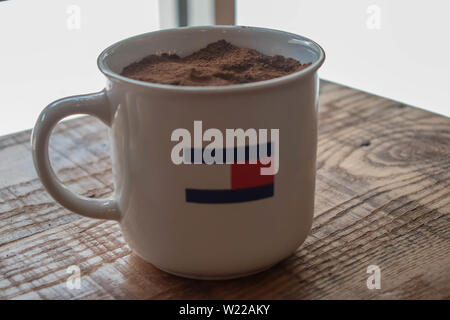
left=121, top=40, right=310, bottom=86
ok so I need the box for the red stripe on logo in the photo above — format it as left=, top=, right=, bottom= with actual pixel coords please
left=231, top=157, right=274, bottom=189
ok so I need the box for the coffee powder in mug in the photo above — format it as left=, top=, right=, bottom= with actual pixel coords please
left=121, top=40, right=311, bottom=86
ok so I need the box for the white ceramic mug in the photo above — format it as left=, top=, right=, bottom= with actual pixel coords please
left=31, top=26, right=325, bottom=279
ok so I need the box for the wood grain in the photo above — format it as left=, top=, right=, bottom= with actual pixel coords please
left=0, top=81, right=449, bottom=299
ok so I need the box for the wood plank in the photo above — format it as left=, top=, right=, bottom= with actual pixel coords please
left=0, top=118, right=113, bottom=247
left=0, top=81, right=449, bottom=299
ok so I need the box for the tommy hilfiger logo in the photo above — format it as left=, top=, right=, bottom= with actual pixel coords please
left=171, top=121, right=279, bottom=204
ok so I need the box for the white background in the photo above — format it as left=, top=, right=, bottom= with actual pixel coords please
left=237, top=0, right=450, bottom=118
left=0, top=0, right=160, bottom=136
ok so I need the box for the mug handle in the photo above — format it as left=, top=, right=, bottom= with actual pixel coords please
left=31, top=90, right=121, bottom=221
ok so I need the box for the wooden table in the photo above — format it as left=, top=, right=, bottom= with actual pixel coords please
left=0, top=81, right=449, bottom=299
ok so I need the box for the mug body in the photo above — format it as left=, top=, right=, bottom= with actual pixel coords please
left=98, top=26, right=324, bottom=279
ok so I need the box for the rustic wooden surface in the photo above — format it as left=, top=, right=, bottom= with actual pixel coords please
left=0, top=81, right=449, bottom=300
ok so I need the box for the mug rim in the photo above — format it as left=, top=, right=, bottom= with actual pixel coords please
left=97, top=25, right=325, bottom=93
